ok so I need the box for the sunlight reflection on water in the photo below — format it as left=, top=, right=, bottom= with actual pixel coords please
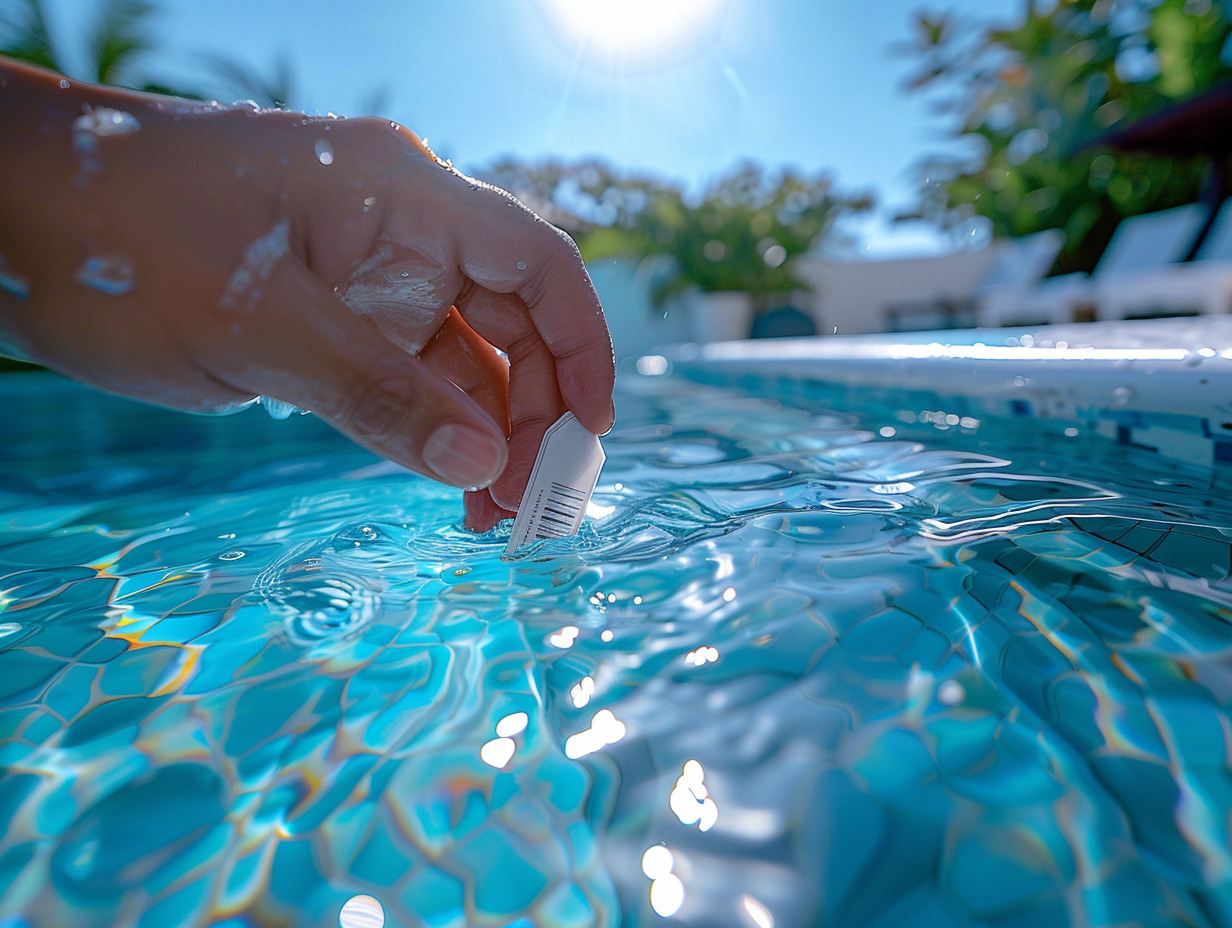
left=2, top=371, right=1232, bottom=926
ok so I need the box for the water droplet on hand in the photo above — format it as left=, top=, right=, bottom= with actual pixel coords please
left=75, top=255, right=134, bottom=295
left=314, top=139, right=334, bottom=165
left=516, top=261, right=527, bottom=270
left=73, top=106, right=140, bottom=139
left=59, top=79, right=70, bottom=89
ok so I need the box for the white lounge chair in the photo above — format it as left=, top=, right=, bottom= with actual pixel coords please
left=1096, top=198, right=1232, bottom=319
left=974, top=229, right=1066, bottom=327
left=978, top=203, right=1208, bottom=327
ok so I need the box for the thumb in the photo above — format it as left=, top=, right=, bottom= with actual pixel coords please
left=198, top=256, right=508, bottom=490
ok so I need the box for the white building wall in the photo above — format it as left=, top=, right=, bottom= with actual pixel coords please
left=588, top=258, right=691, bottom=359
left=586, top=248, right=1001, bottom=355
left=796, top=250, right=999, bottom=335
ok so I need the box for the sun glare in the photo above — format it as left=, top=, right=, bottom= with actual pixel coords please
left=540, top=0, right=725, bottom=70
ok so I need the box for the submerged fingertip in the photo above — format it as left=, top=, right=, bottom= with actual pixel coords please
left=463, top=490, right=515, bottom=533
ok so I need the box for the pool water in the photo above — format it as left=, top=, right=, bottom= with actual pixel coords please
left=3, top=369, right=1232, bottom=928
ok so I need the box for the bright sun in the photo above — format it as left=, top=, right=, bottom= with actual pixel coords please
left=543, top=0, right=725, bottom=67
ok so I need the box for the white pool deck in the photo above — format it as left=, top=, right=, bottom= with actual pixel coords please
left=663, top=317, right=1232, bottom=471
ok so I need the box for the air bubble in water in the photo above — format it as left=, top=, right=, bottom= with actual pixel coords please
left=315, top=139, right=335, bottom=165
left=937, top=680, right=965, bottom=705
left=1111, top=386, right=1135, bottom=407
left=75, top=255, right=134, bottom=295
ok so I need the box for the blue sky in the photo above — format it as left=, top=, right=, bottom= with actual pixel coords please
left=49, top=0, right=1022, bottom=255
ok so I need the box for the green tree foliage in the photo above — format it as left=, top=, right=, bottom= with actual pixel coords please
left=478, top=157, right=678, bottom=252
left=200, top=51, right=297, bottom=110
left=901, top=0, right=1232, bottom=273
left=634, top=164, right=873, bottom=307
left=478, top=158, right=872, bottom=308
left=0, top=0, right=199, bottom=95
left=0, top=0, right=309, bottom=105
left=89, top=0, right=156, bottom=86
left=1, top=0, right=57, bottom=73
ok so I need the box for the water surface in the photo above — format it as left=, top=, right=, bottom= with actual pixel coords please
left=3, top=370, right=1232, bottom=927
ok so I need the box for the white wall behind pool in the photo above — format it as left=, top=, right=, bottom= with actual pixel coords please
left=587, top=250, right=1004, bottom=354
left=796, top=250, right=999, bottom=336
left=588, top=258, right=691, bottom=359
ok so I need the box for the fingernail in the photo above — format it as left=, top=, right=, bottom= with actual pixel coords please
left=423, top=423, right=507, bottom=489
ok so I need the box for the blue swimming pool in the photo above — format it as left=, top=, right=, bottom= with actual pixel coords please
left=2, top=357, right=1232, bottom=927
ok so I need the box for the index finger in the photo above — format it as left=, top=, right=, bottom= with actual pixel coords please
left=393, top=131, right=614, bottom=435
left=458, top=192, right=614, bottom=436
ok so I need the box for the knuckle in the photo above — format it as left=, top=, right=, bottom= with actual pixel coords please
left=349, top=115, right=391, bottom=134
left=550, top=225, right=583, bottom=259
left=537, top=227, right=587, bottom=277
left=523, top=235, right=594, bottom=307
left=504, top=328, right=543, bottom=365
left=343, top=115, right=401, bottom=150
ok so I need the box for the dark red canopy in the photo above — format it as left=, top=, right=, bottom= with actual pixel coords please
left=1096, top=82, right=1232, bottom=260
left=1098, top=81, right=1232, bottom=157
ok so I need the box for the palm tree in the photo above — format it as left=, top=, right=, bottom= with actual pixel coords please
left=1, top=0, right=58, bottom=73
left=199, top=50, right=295, bottom=110
left=0, top=0, right=199, bottom=95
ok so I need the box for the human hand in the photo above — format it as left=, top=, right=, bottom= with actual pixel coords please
left=0, top=58, right=614, bottom=530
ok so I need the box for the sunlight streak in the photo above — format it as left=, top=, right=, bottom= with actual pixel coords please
left=536, top=0, right=726, bottom=73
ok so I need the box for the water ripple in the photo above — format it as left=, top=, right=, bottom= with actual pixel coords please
left=3, top=373, right=1232, bottom=927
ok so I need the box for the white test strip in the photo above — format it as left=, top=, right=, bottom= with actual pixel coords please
left=503, top=412, right=606, bottom=557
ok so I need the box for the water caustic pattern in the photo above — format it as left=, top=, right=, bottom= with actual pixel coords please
left=3, top=371, right=1232, bottom=927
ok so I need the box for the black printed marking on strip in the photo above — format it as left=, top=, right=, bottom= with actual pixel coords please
left=534, top=483, right=587, bottom=540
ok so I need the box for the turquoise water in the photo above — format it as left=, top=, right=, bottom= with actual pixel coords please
left=3, top=369, right=1232, bottom=928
